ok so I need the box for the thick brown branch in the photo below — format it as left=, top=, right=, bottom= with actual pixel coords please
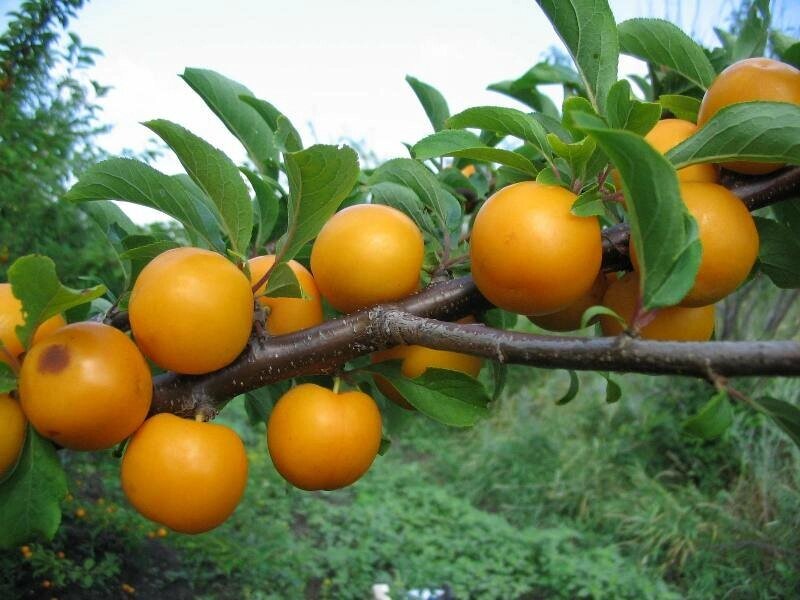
left=151, top=277, right=800, bottom=416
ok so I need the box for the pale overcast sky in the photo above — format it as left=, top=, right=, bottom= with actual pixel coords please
left=3, top=0, right=798, bottom=222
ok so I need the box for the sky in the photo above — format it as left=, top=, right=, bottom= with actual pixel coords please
left=3, top=0, right=798, bottom=223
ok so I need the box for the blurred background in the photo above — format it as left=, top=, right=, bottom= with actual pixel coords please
left=1, top=0, right=799, bottom=598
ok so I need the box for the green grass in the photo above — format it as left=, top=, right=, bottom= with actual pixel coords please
left=2, top=366, right=799, bottom=599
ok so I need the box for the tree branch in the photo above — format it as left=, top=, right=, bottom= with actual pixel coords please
left=151, top=277, right=800, bottom=417
left=148, top=166, right=800, bottom=417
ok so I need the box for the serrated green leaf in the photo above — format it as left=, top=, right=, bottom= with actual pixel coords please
left=771, top=32, right=800, bottom=69
left=370, top=181, right=434, bottom=233
left=570, top=188, right=605, bottom=217
left=667, top=102, right=800, bottom=169
left=405, top=75, right=450, bottom=132
left=369, top=158, right=461, bottom=234
left=722, top=0, right=769, bottom=62
left=238, top=95, right=303, bottom=155
left=446, top=106, right=552, bottom=164
left=8, top=256, right=105, bottom=350
left=606, top=80, right=661, bottom=135
left=490, top=361, right=508, bottom=402
left=555, top=370, right=580, bottom=405
left=377, top=437, right=392, bottom=456
left=487, top=62, right=580, bottom=116
left=63, top=158, right=224, bottom=250
left=599, top=372, right=622, bottom=403
left=79, top=200, right=138, bottom=243
left=281, top=145, right=360, bottom=261
left=658, top=94, right=701, bottom=122
left=0, top=429, right=67, bottom=548
left=753, top=217, right=800, bottom=289
left=368, top=363, right=489, bottom=427
left=548, top=133, right=597, bottom=177
left=241, top=167, right=283, bottom=249
left=0, top=363, right=16, bottom=393
left=754, top=396, right=800, bottom=447
left=683, top=391, right=733, bottom=439
left=275, top=116, right=303, bottom=153
left=535, top=0, right=618, bottom=112
left=618, top=18, right=716, bottom=89
left=573, top=112, right=701, bottom=309
left=180, top=68, right=279, bottom=172
left=144, top=119, right=253, bottom=256
left=772, top=199, right=800, bottom=239
left=263, top=262, right=304, bottom=299
left=244, top=387, right=274, bottom=425
left=413, top=130, right=537, bottom=175
left=119, top=236, right=180, bottom=285
left=582, top=304, right=625, bottom=330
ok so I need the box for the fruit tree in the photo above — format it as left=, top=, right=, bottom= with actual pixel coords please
left=1, top=0, right=800, bottom=547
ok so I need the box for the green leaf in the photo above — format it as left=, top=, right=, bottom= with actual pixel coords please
left=281, top=144, right=360, bottom=261
left=413, top=130, right=538, bottom=175
left=618, top=19, right=716, bottom=90
left=263, top=262, right=304, bottom=299
left=753, top=217, right=800, bottom=289
left=719, top=0, right=769, bottom=62
left=446, top=106, right=552, bottom=164
left=243, top=387, right=275, bottom=425
left=667, top=102, right=800, bottom=170
left=119, top=236, right=180, bottom=284
left=570, top=187, right=605, bottom=218
left=772, top=199, right=800, bottom=239
left=370, top=181, right=434, bottom=233
left=548, top=133, right=597, bottom=177
left=180, top=68, right=279, bottom=172
left=555, top=370, right=580, bottom=405
left=535, top=0, right=619, bottom=112
left=368, top=363, right=489, bottom=427
left=599, top=372, right=621, bottom=404
left=405, top=75, right=450, bottom=132
left=683, top=391, right=733, bottom=440
left=239, top=96, right=304, bottom=153
left=490, top=361, right=508, bottom=402
left=369, top=158, right=462, bottom=233
left=573, top=112, right=700, bottom=309
left=64, top=159, right=224, bottom=250
left=241, top=167, right=283, bottom=249
left=8, top=256, right=105, bottom=350
left=487, top=62, right=580, bottom=115
left=754, top=396, right=800, bottom=448
left=144, top=119, right=254, bottom=256
left=658, top=95, right=701, bottom=122
left=0, top=363, right=16, bottom=393
left=582, top=304, right=625, bottom=330
left=771, top=32, right=800, bottom=69
left=378, top=437, right=392, bottom=456
left=605, top=80, right=661, bottom=135
left=275, top=116, right=303, bottom=153
left=79, top=200, right=138, bottom=242
left=0, top=429, right=67, bottom=548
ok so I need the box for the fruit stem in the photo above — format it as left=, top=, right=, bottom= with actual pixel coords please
left=332, top=376, right=342, bottom=394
